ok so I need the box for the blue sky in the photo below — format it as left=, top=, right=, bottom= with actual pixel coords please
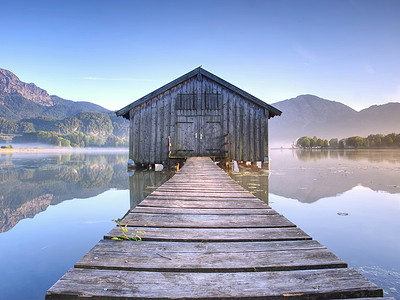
left=1, top=0, right=399, bottom=111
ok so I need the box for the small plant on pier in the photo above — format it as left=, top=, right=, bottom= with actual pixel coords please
left=111, top=219, right=145, bottom=241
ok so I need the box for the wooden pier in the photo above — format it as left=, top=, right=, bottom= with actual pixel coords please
left=46, top=157, right=391, bottom=299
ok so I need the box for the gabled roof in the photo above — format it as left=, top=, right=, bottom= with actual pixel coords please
left=115, top=67, right=282, bottom=119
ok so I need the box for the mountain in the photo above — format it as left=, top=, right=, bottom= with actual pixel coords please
left=0, top=68, right=109, bottom=121
left=0, top=68, right=53, bottom=106
left=269, top=95, right=400, bottom=147
left=358, top=102, right=400, bottom=133
left=47, top=95, right=111, bottom=120
left=0, top=68, right=128, bottom=139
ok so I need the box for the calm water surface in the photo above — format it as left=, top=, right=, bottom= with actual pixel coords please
left=230, top=149, right=400, bottom=299
left=0, top=149, right=399, bottom=299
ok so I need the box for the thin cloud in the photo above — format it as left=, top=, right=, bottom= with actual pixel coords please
left=82, top=77, right=157, bottom=82
left=294, top=45, right=318, bottom=64
left=363, top=64, right=376, bottom=74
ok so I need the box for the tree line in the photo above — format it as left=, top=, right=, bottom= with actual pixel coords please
left=0, top=111, right=129, bottom=148
left=13, top=131, right=128, bottom=148
left=296, top=133, right=400, bottom=149
left=0, top=112, right=127, bottom=137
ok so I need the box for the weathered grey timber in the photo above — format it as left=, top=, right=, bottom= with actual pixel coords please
left=116, top=67, right=282, bottom=164
left=46, top=157, right=387, bottom=299
left=118, top=212, right=296, bottom=228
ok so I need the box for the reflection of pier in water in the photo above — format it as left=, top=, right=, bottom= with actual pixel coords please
left=228, top=164, right=269, bottom=204
left=128, top=164, right=269, bottom=210
left=129, top=169, right=175, bottom=209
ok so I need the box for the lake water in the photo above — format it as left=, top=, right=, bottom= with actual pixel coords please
left=0, top=149, right=399, bottom=299
left=230, top=149, right=400, bottom=299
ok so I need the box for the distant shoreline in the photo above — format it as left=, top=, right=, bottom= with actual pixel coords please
left=270, top=147, right=400, bottom=150
left=0, top=147, right=128, bottom=153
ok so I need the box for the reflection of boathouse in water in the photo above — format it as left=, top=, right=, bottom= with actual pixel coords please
left=128, top=164, right=270, bottom=209
left=116, top=67, right=281, bottom=165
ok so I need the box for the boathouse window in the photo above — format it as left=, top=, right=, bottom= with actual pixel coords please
left=176, top=93, right=196, bottom=110
left=202, top=93, right=221, bottom=110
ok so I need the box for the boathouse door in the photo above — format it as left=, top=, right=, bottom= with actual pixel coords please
left=175, top=115, right=198, bottom=156
left=174, top=93, right=223, bottom=157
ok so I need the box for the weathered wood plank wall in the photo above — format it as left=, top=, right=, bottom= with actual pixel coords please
left=129, top=76, right=269, bottom=164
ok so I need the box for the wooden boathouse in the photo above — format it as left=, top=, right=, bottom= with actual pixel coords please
left=46, top=157, right=391, bottom=299
left=116, top=67, right=282, bottom=165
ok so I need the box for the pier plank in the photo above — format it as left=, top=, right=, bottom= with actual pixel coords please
left=75, top=240, right=346, bottom=272
left=132, top=206, right=276, bottom=215
left=105, top=226, right=311, bottom=242
left=119, top=212, right=295, bottom=228
left=138, top=199, right=270, bottom=209
left=46, top=268, right=383, bottom=299
left=150, top=191, right=258, bottom=198
left=160, top=182, right=241, bottom=186
left=144, top=195, right=260, bottom=201
left=155, top=187, right=247, bottom=192
left=79, top=239, right=326, bottom=254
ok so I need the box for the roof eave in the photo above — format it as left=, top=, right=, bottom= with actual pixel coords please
left=116, top=67, right=282, bottom=119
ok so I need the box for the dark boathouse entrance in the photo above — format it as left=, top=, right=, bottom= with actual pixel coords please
left=116, top=67, right=281, bottom=165
left=174, top=92, right=224, bottom=157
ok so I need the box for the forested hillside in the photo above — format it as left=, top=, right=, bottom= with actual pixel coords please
left=0, top=112, right=128, bottom=137
left=0, top=68, right=129, bottom=147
